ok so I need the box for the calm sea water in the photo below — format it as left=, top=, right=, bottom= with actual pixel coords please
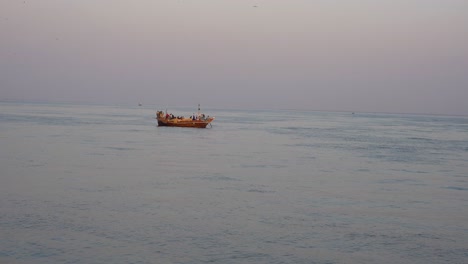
left=1, top=102, right=467, bottom=264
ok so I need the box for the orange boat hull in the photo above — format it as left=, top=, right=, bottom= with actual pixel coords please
left=157, top=118, right=214, bottom=128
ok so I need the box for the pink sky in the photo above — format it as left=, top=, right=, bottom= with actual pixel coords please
left=1, top=0, right=468, bottom=115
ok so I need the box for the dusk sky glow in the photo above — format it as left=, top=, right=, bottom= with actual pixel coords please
left=1, top=0, right=468, bottom=115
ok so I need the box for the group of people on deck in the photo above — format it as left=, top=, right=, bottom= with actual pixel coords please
left=158, top=111, right=208, bottom=121
left=190, top=113, right=207, bottom=121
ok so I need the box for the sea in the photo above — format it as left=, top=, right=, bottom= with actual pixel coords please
left=1, top=102, right=467, bottom=264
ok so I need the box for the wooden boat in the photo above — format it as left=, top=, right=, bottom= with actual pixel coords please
left=156, top=110, right=215, bottom=128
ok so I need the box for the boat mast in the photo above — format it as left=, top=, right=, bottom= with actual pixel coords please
left=198, top=104, right=200, bottom=117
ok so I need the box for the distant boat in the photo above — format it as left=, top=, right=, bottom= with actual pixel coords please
left=138, top=103, right=142, bottom=106
left=156, top=105, right=214, bottom=128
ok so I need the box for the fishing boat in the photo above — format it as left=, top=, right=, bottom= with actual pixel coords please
left=156, top=105, right=215, bottom=128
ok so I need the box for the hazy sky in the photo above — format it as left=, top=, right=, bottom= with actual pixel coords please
left=1, top=0, right=468, bottom=115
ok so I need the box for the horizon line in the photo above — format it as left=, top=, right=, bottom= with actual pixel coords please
left=1, top=99, right=467, bottom=118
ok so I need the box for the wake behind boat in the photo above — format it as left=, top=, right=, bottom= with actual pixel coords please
left=156, top=105, right=214, bottom=128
